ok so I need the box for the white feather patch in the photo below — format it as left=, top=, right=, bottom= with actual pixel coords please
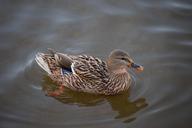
left=60, top=68, right=64, bottom=75
left=71, top=63, right=76, bottom=75
left=35, top=53, right=52, bottom=74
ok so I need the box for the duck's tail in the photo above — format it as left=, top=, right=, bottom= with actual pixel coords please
left=35, top=53, right=52, bottom=75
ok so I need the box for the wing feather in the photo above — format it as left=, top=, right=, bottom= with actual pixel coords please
left=72, top=55, right=109, bottom=83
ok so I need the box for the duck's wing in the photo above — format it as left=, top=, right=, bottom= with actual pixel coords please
left=72, top=55, right=109, bottom=83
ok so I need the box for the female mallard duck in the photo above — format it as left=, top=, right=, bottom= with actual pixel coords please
left=35, top=49, right=143, bottom=96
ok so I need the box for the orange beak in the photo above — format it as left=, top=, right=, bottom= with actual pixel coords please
left=131, top=63, right=144, bottom=72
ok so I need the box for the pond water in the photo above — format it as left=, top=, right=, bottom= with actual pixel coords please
left=0, top=0, right=192, bottom=128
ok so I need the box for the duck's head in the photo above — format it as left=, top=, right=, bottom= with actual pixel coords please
left=107, top=49, right=144, bottom=73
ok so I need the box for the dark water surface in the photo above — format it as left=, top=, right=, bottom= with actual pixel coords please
left=1, top=0, right=192, bottom=128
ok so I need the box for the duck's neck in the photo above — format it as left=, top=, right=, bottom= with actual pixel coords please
left=107, top=70, right=131, bottom=93
left=110, top=68, right=130, bottom=82
left=110, top=67, right=128, bottom=74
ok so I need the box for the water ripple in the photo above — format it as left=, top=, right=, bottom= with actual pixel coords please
left=142, top=26, right=190, bottom=34
left=165, top=1, right=192, bottom=10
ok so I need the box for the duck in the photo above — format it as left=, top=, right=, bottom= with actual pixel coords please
left=35, top=49, right=144, bottom=96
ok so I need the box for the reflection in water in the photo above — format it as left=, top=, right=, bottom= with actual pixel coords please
left=42, top=76, right=148, bottom=123
left=107, top=95, right=147, bottom=123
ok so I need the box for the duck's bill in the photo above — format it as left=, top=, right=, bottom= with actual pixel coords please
left=131, top=63, right=144, bottom=72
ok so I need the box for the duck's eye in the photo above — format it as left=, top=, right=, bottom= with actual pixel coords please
left=121, top=58, right=127, bottom=61
left=121, top=58, right=132, bottom=62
